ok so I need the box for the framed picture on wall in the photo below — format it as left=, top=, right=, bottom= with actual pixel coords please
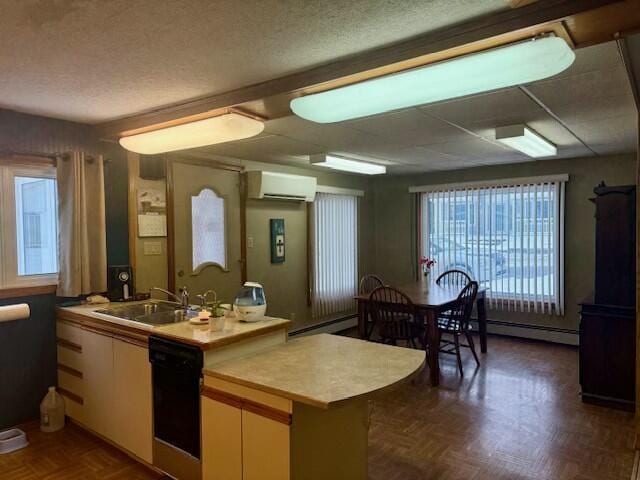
left=270, top=218, right=285, bottom=264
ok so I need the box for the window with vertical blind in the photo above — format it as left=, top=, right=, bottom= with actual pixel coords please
left=414, top=175, right=566, bottom=314
left=311, top=191, right=359, bottom=319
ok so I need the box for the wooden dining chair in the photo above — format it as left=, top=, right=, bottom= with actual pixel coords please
left=359, top=274, right=385, bottom=295
left=359, top=274, right=385, bottom=339
left=368, top=286, right=423, bottom=348
left=435, top=269, right=472, bottom=287
left=437, top=281, right=479, bottom=376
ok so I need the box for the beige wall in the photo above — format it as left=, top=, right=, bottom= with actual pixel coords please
left=133, top=154, right=374, bottom=330
left=240, top=159, right=374, bottom=330
left=371, top=154, right=637, bottom=332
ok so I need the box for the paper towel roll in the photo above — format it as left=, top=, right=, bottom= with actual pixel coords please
left=0, top=303, right=30, bottom=323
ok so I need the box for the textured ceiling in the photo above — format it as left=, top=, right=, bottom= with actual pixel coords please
left=195, top=41, right=638, bottom=174
left=0, top=0, right=508, bottom=123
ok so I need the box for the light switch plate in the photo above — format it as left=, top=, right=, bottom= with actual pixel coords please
left=143, top=241, right=162, bottom=256
left=247, top=236, right=254, bottom=248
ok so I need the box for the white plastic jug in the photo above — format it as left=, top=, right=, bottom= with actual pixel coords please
left=40, top=386, right=65, bottom=432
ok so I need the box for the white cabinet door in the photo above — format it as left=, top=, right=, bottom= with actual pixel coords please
left=202, top=396, right=242, bottom=480
left=112, top=339, right=153, bottom=463
left=242, top=410, right=290, bottom=480
left=81, top=329, right=114, bottom=440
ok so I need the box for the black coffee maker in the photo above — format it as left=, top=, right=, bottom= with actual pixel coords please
left=107, top=265, right=134, bottom=301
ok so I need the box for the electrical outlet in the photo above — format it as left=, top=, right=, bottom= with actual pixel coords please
left=247, top=236, right=254, bottom=248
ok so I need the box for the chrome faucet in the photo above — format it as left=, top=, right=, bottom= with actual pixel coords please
left=196, top=289, right=217, bottom=308
left=150, top=286, right=190, bottom=308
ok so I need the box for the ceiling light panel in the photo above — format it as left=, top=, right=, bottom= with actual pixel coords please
left=291, top=36, right=575, bottom=123
left=310, top=154, right=386, bottom=175
left=119, top=112, right=265, bottom=154
left=495, top=125, right=557, bottom=158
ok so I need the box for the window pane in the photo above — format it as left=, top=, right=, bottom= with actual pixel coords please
left=192, top=188, right=226, bottom=271
left=15, top=176, right=58, bottom=276
left=422, top=182, right=561, bottom=313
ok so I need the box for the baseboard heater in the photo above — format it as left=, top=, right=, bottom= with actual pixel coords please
left=289, top=315, right=579, bottom=345
left=471, top=318, right=579, bottom=346
left=289, top=314, right=357, bottom=337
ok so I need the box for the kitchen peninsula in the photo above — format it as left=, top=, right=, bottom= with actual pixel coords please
left=55, top=301, right=425, bottom=480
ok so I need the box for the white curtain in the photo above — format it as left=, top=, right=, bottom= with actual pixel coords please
left=56, top=152, right=107, bottom=297
left=420, top=178, right=565, bottom=315
left=311, top=192, right=358, bottom=319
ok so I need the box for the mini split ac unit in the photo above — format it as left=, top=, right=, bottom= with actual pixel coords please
left=246, top=171, right=316, bottom=202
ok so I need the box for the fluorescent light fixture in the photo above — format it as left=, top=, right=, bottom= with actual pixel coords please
left=291, top=36, right=575, bottom=123
left=495, top=125, right=557, bottom=158
left=310, top=154, right=386, bottom=175
left=119, top=112, right=264, bottom=154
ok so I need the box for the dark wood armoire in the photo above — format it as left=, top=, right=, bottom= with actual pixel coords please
left=579, top=183, right=636, bottom=411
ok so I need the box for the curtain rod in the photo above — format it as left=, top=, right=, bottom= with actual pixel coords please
left=408, top=174, right=570, bottom=193
left=0, top=149, right=60, bottom=160
left=0, top=150, right=110, bottom=163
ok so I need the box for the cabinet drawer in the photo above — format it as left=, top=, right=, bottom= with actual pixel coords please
left=61, top=390, right=84, bottom=423
left=57, top=345, right=83, bottom=372
left=56, top=321, right=84, bottom=347
left=58, top=369, right=83, bottom=396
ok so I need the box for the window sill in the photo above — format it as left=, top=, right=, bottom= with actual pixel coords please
left=0, top=284, right=57, bottom=300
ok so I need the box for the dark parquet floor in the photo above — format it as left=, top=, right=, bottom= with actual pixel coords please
left=0, top=334, right=634, bottom=479
left=365, top=333, right=635, bottom=480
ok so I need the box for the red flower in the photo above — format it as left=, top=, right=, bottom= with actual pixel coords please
left=419, top=256, right=437, bottom=269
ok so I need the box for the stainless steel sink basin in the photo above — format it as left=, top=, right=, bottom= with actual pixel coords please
left=95, top=302, right=198, bottom=326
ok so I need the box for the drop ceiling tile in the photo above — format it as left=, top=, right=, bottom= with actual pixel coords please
left=525, top=66, right=632, bottom=107
left=347, top=144, right=456, bottom=165
left=567, top=114, right=637, bottom=150
left=419, top=88, right=543, bottom=126
left=345, top=108, right=468, bottom=146
left=554, top=41, right=623, bottom=79
left=423, top=138, right=517, bottom=159
left=265, top=116, right=382, bottom=151
left=197, top=133, right=325, bottom=163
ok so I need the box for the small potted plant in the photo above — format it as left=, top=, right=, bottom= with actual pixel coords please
left=419, top=256, right=436, bottom=280
left=206, top=301, right=228, bottom=332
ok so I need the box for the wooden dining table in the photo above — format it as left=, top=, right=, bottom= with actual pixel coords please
left=355, top=281, right=487, bottom=386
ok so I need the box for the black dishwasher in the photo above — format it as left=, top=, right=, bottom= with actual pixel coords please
left=149, top=335, right=203, bottom=478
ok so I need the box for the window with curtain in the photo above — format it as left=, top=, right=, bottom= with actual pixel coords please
left=418, top=176, right=566, bottom=314
left=0, top=162, right=59, bottom=288
left=312, top=192, right=358, bottom=319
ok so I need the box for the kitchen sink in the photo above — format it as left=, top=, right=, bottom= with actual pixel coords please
left=95, top=302, right=198, bottom=326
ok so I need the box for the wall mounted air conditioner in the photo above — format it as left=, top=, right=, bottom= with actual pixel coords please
left=246, top=171, right=317, bottom=202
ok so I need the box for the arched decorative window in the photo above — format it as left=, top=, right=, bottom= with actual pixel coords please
left=192, top=188, right=227, bottom=273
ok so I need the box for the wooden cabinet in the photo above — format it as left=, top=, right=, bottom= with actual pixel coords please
left=201, top=377, right=292, bottom=480
left=201, top=376, right=369, bottom=480
left=579, top=302, right=635, bottom=410
left=592, top=184, right=636, bottom=307
left=56, top=320, right=153, bottom=462
left=82, top=329, right=114, bottom=440
left=112, top=339, right=153, bottom=463
left=202, top=396, right=242, bottom=480
left=580, top=183, right=636, bottom=410
left=242, top=410, right=290, bottom=480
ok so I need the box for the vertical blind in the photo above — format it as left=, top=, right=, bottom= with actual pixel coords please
left=419, top=176, right=566, bottom=315
left=312, top=192, right=358, bottom=319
